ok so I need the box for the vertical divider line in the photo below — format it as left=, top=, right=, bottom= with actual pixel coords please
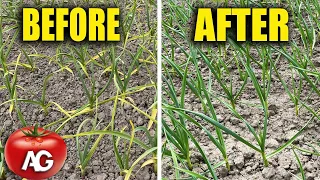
left=157, top=0, right=162, bottom=179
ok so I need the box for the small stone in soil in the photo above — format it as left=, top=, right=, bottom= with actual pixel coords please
left=262, top=167, right=275, bottom=179
left=217, top=167, right=228, bottom=177
left=306, top=172, right=315, bottom=180
left=305, top=161, right=315, bottom=172
left=233, top=154, right=244, bottom=169
left=277, top=167, right=291, bottom=179
left=95, top=173, right=107, bottom=180
left=278, top=154, right=292, bottom=169
left=266, top=138, right=279, bottom=148
left=115, top=176, right=124, bottom=180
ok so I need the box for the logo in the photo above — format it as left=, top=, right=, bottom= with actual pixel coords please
left=5, top=127, right=67, bottom=179
left=22, top=150, right=54, bottom=172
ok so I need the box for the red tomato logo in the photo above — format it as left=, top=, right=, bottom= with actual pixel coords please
left=4, top=126, right=67, bottom=180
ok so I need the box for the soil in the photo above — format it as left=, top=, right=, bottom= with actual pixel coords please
left=162, top=1, right=320, bottom=180
left=0, top=1, right=157, bottom=180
